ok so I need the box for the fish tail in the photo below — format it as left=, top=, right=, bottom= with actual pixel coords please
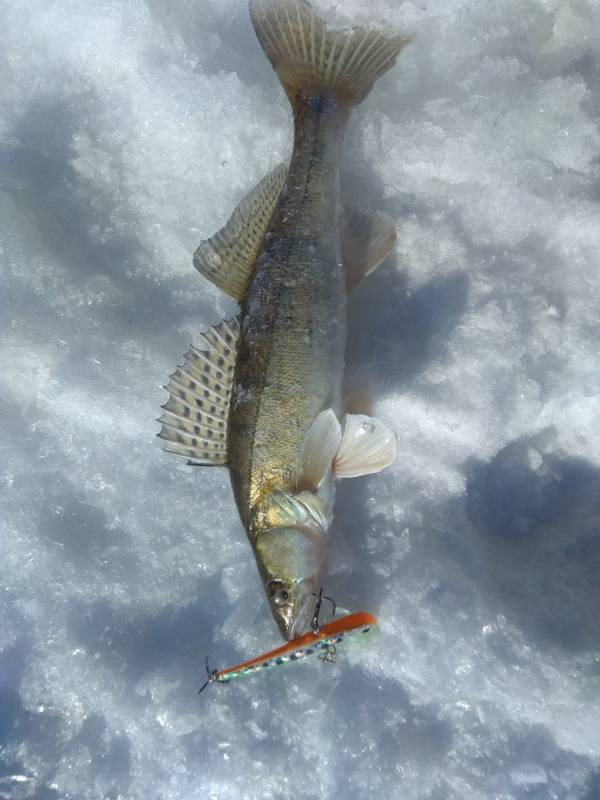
left=249, top=0, right=412, bottom=108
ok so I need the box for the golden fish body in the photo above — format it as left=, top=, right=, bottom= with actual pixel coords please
left=228, top=99, right=349, bottom=637
left=159, top=0, right=409, bottom=640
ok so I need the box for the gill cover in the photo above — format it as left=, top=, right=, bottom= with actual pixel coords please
left=256, top=527, right=323, bottom=583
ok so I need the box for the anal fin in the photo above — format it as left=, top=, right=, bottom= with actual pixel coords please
left=342, top=206, right=397, bottom=291
left=193, top=164, right=288, bottom=300
left=158, top=316, right=239, bottom=466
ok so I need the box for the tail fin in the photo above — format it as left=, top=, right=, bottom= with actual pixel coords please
left=249, top=0, right=412, bottom=107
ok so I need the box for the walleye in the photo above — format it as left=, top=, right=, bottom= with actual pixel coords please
left=159, top=0, right=410, bottom=640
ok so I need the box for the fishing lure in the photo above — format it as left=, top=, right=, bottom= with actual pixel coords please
left=199, top=611, right=378, bottom=691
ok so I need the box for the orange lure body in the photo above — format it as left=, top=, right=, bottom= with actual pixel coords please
left=212, top=612, right=377, bottom=684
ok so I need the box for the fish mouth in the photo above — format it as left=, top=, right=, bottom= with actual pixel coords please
left=289, top=591, right=319, bottom=638
left=269, top=579, right=317, bottom=641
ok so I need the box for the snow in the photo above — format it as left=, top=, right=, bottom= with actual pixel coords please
left=1, top=0, right=600, bottom=798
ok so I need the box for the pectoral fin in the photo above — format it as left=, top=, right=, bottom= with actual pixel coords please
left=342, top=206, right=397, bottom=291
left=333, top=414, right=397, bottom=478
left=158, top=316, right=239, bottom=465
left=267, top=489, right=330, bottom=531
left=193, top=163, right=288, bottom=300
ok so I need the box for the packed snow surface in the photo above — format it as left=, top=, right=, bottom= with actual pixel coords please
left=1, top=0, right=600, bottom=798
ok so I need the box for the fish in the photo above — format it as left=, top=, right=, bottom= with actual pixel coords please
left=159, top=0, right=411, bottom=640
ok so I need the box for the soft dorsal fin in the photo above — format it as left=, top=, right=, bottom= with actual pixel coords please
left=193, top=164, right=288, bottom=300
left=158, top=317, right=239, bottom=465
left=342, top=206, right=397, bottom=291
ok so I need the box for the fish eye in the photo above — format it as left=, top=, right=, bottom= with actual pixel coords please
left=268, top=581, right=289, bottom=607
left=275, top=589, right=289, bottom=607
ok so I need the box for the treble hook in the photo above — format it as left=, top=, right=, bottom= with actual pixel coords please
left=319, top=642, right=337, bottom=663
left=198, top=656, right=219, bottom=695
left=310, top=587, right=337, bottom=632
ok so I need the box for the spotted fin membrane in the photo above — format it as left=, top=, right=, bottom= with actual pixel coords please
left=203, top=612, right=377, bottom=688
left=158, top=316, right=239, bottom=465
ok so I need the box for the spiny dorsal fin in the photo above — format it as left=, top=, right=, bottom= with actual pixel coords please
left=193, top=164, right=288, bottom=300
left=158, top=316, right=239, bottom=466
left=250, top=0, right=412, bottom=107
left=342, top=206, right=397, bottom=290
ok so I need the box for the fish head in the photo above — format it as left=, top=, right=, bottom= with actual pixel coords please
left=256, top=526, right=324, bottom=640
left=254, top=490, right=330, bottom=641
